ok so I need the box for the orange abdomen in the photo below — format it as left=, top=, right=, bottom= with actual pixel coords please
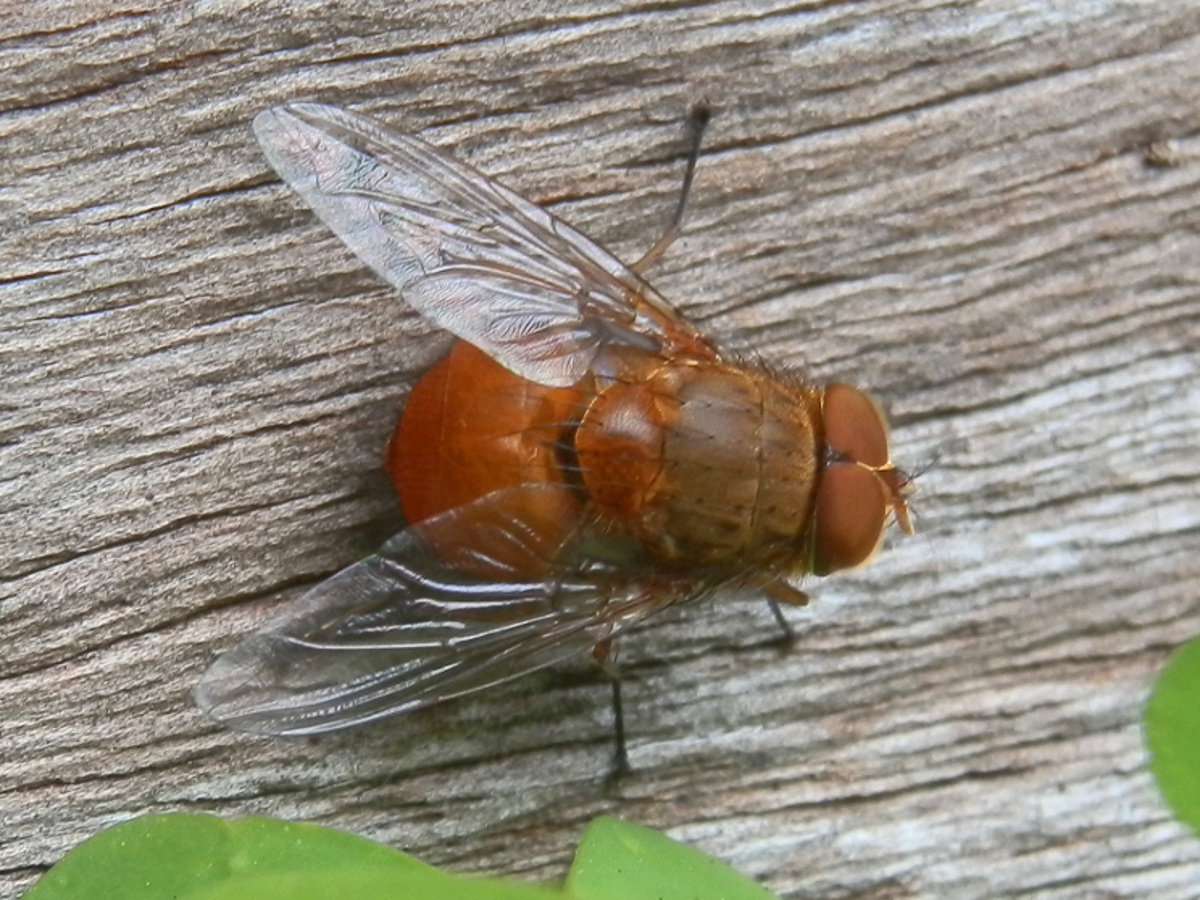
left=388, top=341, right=584, bottom=522
left=387, top=341, right=587, bottom=576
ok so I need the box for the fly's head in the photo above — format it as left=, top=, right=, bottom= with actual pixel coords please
left=808, top=382, right=914, bottom=576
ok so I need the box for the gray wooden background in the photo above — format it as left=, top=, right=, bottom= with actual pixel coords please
left=3, top=1, right=1199, bottom=897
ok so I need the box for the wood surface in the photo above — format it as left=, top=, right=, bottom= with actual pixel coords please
left=3, top=1, right=1199, bottom=897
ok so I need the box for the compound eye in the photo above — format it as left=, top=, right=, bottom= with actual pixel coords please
left=811, top=464, right=888, bottom=575
left=824, top=382, right=889, bottom=467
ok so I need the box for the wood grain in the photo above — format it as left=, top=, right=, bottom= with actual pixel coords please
left=3, top=1, right=1199, bottom=897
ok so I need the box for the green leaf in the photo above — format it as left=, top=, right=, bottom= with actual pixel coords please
left=565, top=816, right=780, bottom=900
left=1145, top=635, right=1200, bottom=835
left=184, top=868, right=563, bottom=900
left=21, top=812, right=780, bottom=900
left=20, top=813, right=556, bottom=900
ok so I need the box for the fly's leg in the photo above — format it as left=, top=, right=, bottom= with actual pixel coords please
left=593, top=638, right=630, bottom=780
left=631, top=102, right=712, bottom=274
left=763, top=580, right=810, bottom=648
left=609, top=678, right=629, bottom=780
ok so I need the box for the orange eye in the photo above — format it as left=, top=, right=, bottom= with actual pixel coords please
left=811, top=464, right=888, bottom=575
left=823, top=382, right=889, bottom=467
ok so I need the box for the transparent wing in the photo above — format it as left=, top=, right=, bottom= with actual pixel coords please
left=194, top=487, right=687, bottom=736
left=254, top=102, right=714, bottom=387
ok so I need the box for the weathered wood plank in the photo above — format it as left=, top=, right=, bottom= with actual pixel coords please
left=2, top=1, right=1199, bottom=897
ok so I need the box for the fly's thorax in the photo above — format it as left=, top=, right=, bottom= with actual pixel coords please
left=576, top=358, right=822, bottom=569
